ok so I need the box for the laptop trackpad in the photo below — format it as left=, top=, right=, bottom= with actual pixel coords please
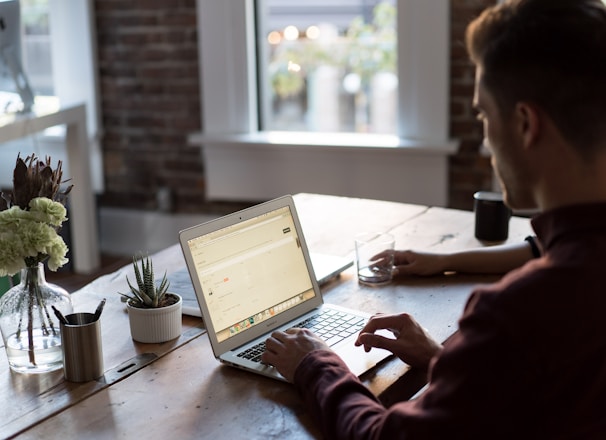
left=335, top=338, right=392, bottom=377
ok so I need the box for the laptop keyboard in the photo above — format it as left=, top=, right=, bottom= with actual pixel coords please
left=237, top=308, right=367, bottom=363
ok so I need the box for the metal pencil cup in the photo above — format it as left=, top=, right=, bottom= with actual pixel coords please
left=60, top=312, right=104, bottom=382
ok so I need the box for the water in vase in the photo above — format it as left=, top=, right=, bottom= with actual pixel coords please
left=5, top=329, right=63, bottom=373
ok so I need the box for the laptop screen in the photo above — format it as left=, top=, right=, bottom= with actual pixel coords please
left=185, top=205, right=316, bottom=343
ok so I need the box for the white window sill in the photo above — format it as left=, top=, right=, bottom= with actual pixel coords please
left=189, top=131, right=458, bottom=155
left=188, top=131, right=459, bottom=206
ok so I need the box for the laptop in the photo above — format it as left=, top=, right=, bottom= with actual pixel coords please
left=312, top=252, right=353, bottom=286
left=178, top=195, right=391, bottom=381
left=167, top=252, right=353, bottom=317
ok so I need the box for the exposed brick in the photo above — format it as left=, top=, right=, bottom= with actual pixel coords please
left=448, top=0, right=495, bottom=210
left=95, top=0, right=495, bottom=213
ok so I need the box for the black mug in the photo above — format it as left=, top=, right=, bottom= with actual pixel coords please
left=473, top=191, right=511, bottom=242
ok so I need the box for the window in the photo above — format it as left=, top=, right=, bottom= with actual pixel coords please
left=193, top=0, right=455, bottom=206
left=7, top=0, right=98, bottom=137
left=0, top=0, right=102, bottom=193
left=257, top=0, right=397, bottom=134
left=21, top=0, right=53, bottom=95
left=196, top=0, right=450, bottom=142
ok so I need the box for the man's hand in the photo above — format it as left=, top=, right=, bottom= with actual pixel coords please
left=355, top=313, right=442, bottom=370
left=262, top=328, right=330, bottom=382
left=381, top=250, right=448, bottom=277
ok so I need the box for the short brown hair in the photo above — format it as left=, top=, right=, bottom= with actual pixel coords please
left=466, top=0, right=606, bottom=155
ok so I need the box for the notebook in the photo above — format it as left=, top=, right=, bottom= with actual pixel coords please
left=178, top=195, right=391, bottom=381
left=167, top=252, right=353, bottom=317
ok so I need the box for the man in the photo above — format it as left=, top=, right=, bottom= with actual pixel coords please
left=261, top=0, right=606, bottom=438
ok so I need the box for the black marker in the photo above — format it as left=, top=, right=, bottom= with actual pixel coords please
left=93, top=298, right=106, bottom=321
left=52, top=305, right=69, bottom=325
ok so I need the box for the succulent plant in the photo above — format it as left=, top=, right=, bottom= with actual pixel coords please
left=119, top=256, right=175, bottom=308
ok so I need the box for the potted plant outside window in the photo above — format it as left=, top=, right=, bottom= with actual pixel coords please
left=119, top=256, right=182, bottom=343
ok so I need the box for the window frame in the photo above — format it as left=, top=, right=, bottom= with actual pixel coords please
left=48, top=0, right=100, bottom=140
left=196, top=0, right=451, bottom=145
left=193, top=0, right=457, bottom=206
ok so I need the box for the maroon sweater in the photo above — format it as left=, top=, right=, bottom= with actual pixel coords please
left=294, top=202, right=606, bottom=439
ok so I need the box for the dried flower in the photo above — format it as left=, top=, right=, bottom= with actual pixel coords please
left=0, top=154, right=72, bottom=276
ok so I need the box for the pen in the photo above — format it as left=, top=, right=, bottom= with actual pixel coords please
left=93, top=298, right=106, bottom=321
left=52, top=305, right=69, bottom=325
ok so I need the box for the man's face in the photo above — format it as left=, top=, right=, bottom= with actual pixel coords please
left=473, top=68, right=537, bottom=210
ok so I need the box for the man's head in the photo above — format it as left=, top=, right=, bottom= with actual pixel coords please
left=465, top=0, right=606, bottom=210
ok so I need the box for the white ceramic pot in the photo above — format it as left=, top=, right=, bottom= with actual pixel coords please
left=126, top=293, right=182, bottom=343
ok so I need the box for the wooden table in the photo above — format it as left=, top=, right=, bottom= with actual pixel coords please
left=0, top=193, right=533, bottom=439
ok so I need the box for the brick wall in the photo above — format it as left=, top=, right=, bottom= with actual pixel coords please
left=94, top=0, right=206, bottom=213
left=448, top=0, right=495, bottom=210
left=94, top=0, right=495, bottom=213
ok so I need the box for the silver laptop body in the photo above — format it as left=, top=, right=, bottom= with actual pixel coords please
left=178, top=195, right=390, bottom=381
left=168, top=252, right=353, bottom=317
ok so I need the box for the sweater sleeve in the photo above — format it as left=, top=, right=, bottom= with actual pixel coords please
left=293, top=349, right=391, bottom=439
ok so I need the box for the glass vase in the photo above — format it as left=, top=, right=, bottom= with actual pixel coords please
left=0, top=263, right=73, bottom=373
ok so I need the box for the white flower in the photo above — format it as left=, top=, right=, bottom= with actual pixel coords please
left=29, top=197, right=67, bottom=226
left=0, top=155, right=72, bottom=276
left=46, top=237, right=69, bottom=272
left=0, top=197, right=69, bottom=276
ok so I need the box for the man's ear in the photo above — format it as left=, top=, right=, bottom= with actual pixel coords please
left=515, top=102, right=540, bottom=149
